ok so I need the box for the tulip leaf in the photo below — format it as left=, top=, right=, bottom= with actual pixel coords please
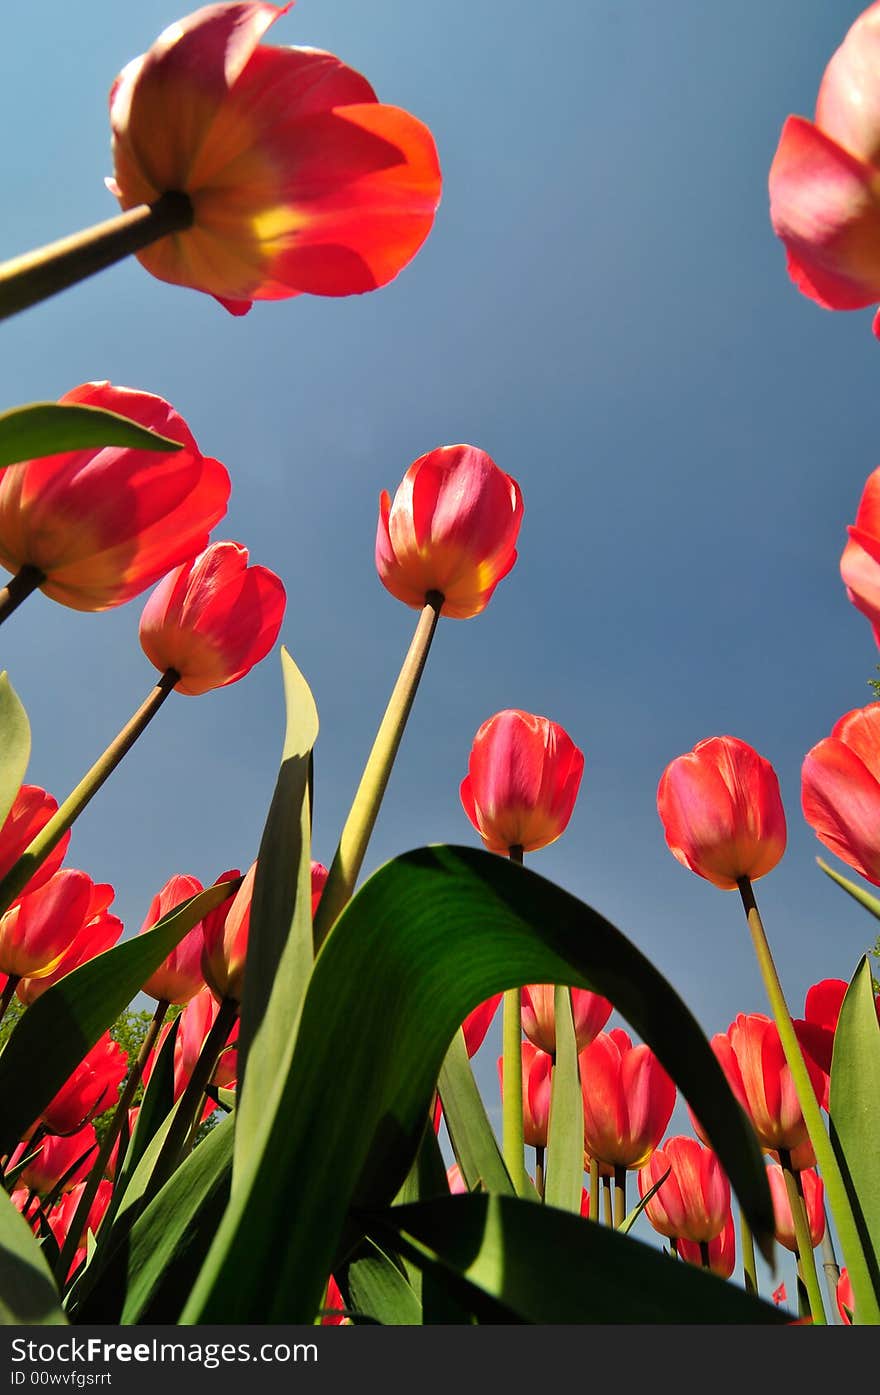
left=367, top=1194, right=788, bottom=1324
left=544, top=986, right=583, bottom=1212
left=817, top=858, right=880, bottom=922
left=0, top=880, right=239, bottom=1154
left=342, top=1239, right=423, bottom=1325
left=0, top=672, right=30, bottom=830
left=829, top=956, right=880, bottom=1317
left=184, top=846, right=775, bottom=1323
left=0, top=1188, right=66, bottom=1325
left=438, top=1028, right=516, bottom=1197
left=111, top=1015, right=180, bottom=1207
left=0, top=402, right=184, bottom=470
left=620, top=1166, right=670, bottom=1236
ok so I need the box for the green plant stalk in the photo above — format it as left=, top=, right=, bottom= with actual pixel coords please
left=589, top=1157, right=599, bottom=1221
left=602, top=1175, right=613, bottom=1227
left=614, top=1165, right=627, bottom=1229
left=739, top=1207, right=758, bottom=1297
left=312, top=594, right=442, bottom=950
left=0, top=194, right=194, bottom=323
left=534, top=1146, right=545, bottom=1200
left=738, top=876, right=879, bottom=1323
left=780, top=1158, right=826, bottom=1327
left=820, top=1204, right=842, bottom=1324
left=0, top=567, right=44, bottom=627
left=501, top=845, right=529, bottom=1197
left=0, top=670, right=178, bottom=917
left=54, top=1000, right=168, bottom=1287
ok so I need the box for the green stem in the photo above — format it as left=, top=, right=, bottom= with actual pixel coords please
left=602, top=1175, right=613, bottom=1227
left=149, top=996, right=238, bottom=1196
left=0, top=567, right=45, bottom=627
left=501, top=845, right=528, bottom=1197
left=780, top=1148, right=826, bottom=1325
left=614, top=1165, right=627, bottom=1229
left=0, top=670, right=178, bottom=916
left=739, top=1206, right=758, bottom=1297
left=0, top=194, right=194, bottom=323
left=589, top=1157, right=599, bottom=1222
left=737, top=876, right=879, bottom=1322
left=312, top=594, right=442, bottom=950
left=0, top=975, right=19, bottom=1028
left=534, top=1146, right=545, bottom=1201
left=54, top=1000, right=167, bottom=1287
left=820, top=1203, right=842, bottom=1324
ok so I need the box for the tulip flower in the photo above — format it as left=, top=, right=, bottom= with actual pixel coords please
left=42, top=1032, right=128, bottom=1136
left=699, top=1014, right=824, bottom=1157
left=657, top=736, right=786, bottom=890
left=461, top=995, right=503, bottom=1057
left=794, top=977, right=880, bottom=1109
left=840, top=529, right=880, bottom=646
left=766, top=1163, right=825, bottom=1254
left=580, top=1028, right=676, bottom=1171
left=677, top=1212, right=736, bottom=1279
left=107, top=2, right=442, bottom=313
left=321, top=1276, right=348, bottom=1326
left=376, top=445, right=523, bottom=619
left=17, top=882, right=122, bottom=1006
left=0, top=382, right=230, bottom=613
left=9, top=1126, right=98, bottom=1195
left=310, top=861, right=328, bottom=918
left=837, top=1268, right=855, bottom=1324
left=143, top=988, right=239, bottom=1119
left=498, top=1043, right=552, bottom=1149
left=48, top=1179, right=113, bottom=1280
left=139, top=541, right=286, bottom=696
left=202, top=862, right=254, bottom=1003
left=802, top=702, right=880, bottom=884
left=768, top=2, right=880, bottom=335
left=0, top=869, right=93, bottom=980
left=521, top=983, right=612, bottom=1055
left=139, top=873, right=208, bottom=1005
left=0, top=786, right=70, bottom=898
left=638, top=1136, right=731, bottom=1245
left=460, top=709, right=584, bottom=854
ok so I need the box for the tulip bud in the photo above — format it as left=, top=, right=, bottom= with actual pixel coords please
left=460, top=709, right=584, bottom=854
left=521, top=984, right=612, bottom=1055
left=657, top=735, right=786, bottom=890
left=766, top=1163, right=825, bottom=1253
left=376, top=446, right=523, bottom=619
left=580, top=1028, right=675, bottom=1171
left=638, top=1136, right=731, bottom=1244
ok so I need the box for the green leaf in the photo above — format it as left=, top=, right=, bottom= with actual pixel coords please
left=369, top=1194, right=788, bottom=1324
left=342, top=1239, right=423, bottom=1325
left=184, top=846, right=775, bottom=1323
left=817, top=859, right=880, bottom=922
left=829, top=955, right=880, bottom=1319
left=544, top=986, right=582, bottom=1212
left=619, top=1166, right=670, bottom=1236
left=438, top=1029, right=516, bottom=1196
left=0, top=672, right=30, bottom=829
left=233, top=647, right=319, bottom=1192
left=0, top=1188, right=66, bottom=1324
left=0, top=402, right=184, bottom=470
left=111, top=1016, right=180, bottom=1206
left=0, top=880, right=239, bottom=1153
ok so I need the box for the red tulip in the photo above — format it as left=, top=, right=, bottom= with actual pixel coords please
left=580, top=1028, right=675, bottom=1171
left=766, top=1163, right=825, bottom=1254
left=139, top=541, right=285, bottom=696
left=769, top=3, right=880, bottom=334
left=841, top=528, right=880, bottom=647
left=42, top=1032, right=128, bottom=1136
left=0, top=382, right=230, bottom=611
left=321, top=1275, right=348, bottom=1326
left=521, top=984, right=612, bottom=1055
left=837, top=1267, right=855, bottom=1324
left=17, top=882, right=122, bottom=1006
left=460, top=709, right=584, bottom=854
left=703, top=1014, right=825, bottom=1156
left=311, top=861, right=328, bottom=918
left=143, top=987, right=238, bottom=1120
left=657, top=736, right=786, bottom=890
left=461, top=995, right=502, bottom=1057
left=108, top=3, right=442, bottom=313
left=0, top=785, right=70, bottom=900
left=202, top=862, right=254, bottom=1003
left=48, top=1179, right=113, bottom=1280
left=638, top=1136, right=731, bottom=1244
left=105, top=1107, right=139, bottom=1180
left=794, top=978, right=880, bottom=1110
left=9, top=1126, right=98, bottom=1195
left=498, top=1042, right=552, bottom=1149
left=677, top=1212, right=736, bottom=1279
left=0, top=870, right=93, bottom=979
left=138, top=873, right=207, bottom=1005
left=801, top=702, right=880, bottom=884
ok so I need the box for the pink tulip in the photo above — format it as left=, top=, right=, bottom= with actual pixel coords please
left=202, top=862, right=254, bottom=1003
left=0, top=785, right=70, bottom=900
left=521, top=984, right=612, bottom=1055
left=580, top=1028, right=675, bottom=1171
left=677, top=1212, right=736, bottom=1279
left=766, top=1163, right=825, bottom=1254
left=143, top=988, right=238, bottom=1120
left=461, top=995, right=503, bottom=1057
left=139, top=873, right=207, bottom=1005
left=42, top=1032, right=128, bottom=1135
left=638, top=1136, right=731, bottom=1244
left=311, top=861, right=329, bottom=918
left=794, top=976, right=880, bottom=1110
left=802, top=702, right=880, bottom=884
left=0, top=870, right=93, bottom=979
left=657, top=736, right=786, bottom=890
left=498, top=1042, right=552, bottom=1149
left=461, top=709, right=584, bottom=854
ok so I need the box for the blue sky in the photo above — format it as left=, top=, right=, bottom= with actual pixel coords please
left=1, top=0, right=877, bottom=1307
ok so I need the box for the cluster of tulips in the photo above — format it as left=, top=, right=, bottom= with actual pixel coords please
left=0, top=0, right=878, bottom=1330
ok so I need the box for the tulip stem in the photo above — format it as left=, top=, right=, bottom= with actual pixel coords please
left=534, top=1146, right=545, bottom=1201
left=739, top=1207, right=758, bottom=1297
left=0, top=670, right=179, bottom=916
left=820, top=1203, right=842, bottom=1324
left=589, top=1157, right=599, bottom=1222
left=0, top=975, right=19, bottom=1027
left=602, top=1175, right=613, bottom=1227
left=312, top=594, right=442, bottom=950
left=500, top=846, right=529, bottom=1198
left=149, top=996, right=238, bottom=1197
left=54, top=1000, right=168, bottom=1289
left=737, top=876, right=878, bottom=1322
left=613, top=1166, right=627, bottom=1229
left=779, top=1149, right=826, bottom=1325
left=0, top=194, right=194, bottom=323
left=699, top=1241, right=711, bottom=1270
left=0, top=567, right=45, bottom=627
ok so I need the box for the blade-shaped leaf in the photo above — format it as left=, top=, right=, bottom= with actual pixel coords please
left=342, top=1239, right=422, bottom=1325
left=0, top=1189, right=66, bottom=1324
left=0, top=402, right=184, bottom=470
left=111, top=1015, right=180, bottom=1204
left=438, top=1029, right=516, bottom=1197
left=369, top=1194, right=788, bottom=1324
left=544, top=986, right=582, bottom=1212
left=233, top=647, right=319, bottom=1189
left=0, top=672, right=30, bottom=829
left=184, top=846, right=775, bottom=1323
left=817, top=859, right=880, bottom=921
left=620, top=1167, right=670, bottom=1236
left=0, top=880, right=238, bottom=1153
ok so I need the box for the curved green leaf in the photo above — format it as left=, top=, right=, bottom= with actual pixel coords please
left=817, top=859, right=880, bottom=921
left=0, top=880, right=239, bottom=1153
left=184, top=846, right=775, bottom=1323
left=544, top=986, right=582, bottom=1212
left=0, top=402, right=184, bottom=470
left=370, top=1194, right=788, bottom=1324
left=343, top=1240, right=422, bottom=1325
left=0, top=1189, right=66, bottom=1324
left=620, top=1166, right=670, bottom=1235
left=438, top=1029, right=515, bottom=1196
left=0, top=672, right=30, bottom=829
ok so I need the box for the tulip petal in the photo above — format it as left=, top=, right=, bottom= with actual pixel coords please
left=802, top=732, right=880, bottom=882
left=815, top=2, right=880, bottom=167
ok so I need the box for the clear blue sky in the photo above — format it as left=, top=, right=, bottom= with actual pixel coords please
left=1, top=0, right=876, bottom=1306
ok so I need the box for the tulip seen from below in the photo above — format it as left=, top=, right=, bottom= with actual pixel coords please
left=767, top=1163, right=825, bottom=1254
left=42, top=1033, right=128, bottom=1136
left=139, top=873, right=207, bottom=1005
left=16, top=880, right=122, bottom=1006
left=638, top=1136, right=731, bottom=1245
left=0, top=786, right=70, bottom=898
left=678, top=1212, right=737, bottom=1279
left=802, top=702, right=880, bottom=885
left=521, top=983, right=612, bottom=1056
